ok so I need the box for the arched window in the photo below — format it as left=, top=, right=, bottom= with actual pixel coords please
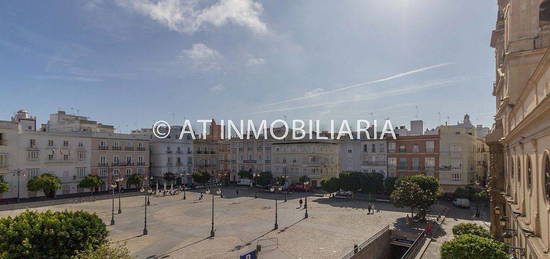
left=541, top=0, right=550, bottom=25
left=545, top=153, right=550, bottom=200
left=517, top=157, right=522, bottom=183
left=527, top=158, right=533, bottom=189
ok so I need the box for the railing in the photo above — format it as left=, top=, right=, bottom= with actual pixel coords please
left=341, top=225, right=389, bottom=259
left=125, top=147, right=134, bottom=151
left=243, top=160, right=257, bottom=163
left=401, top=231, right=427, bottom=259
left=112, top=146, right=122, bottom=151
left=136, top=147, right=146, bottom=151
left=166, top=150, right=173, bottom=154
left=137, top=162, right=146, bottom=166
left=98, top=163, right=109, bottom=167
left=176, top=150, right=183, bottom=154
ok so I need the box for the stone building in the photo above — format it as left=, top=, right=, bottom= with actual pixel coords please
left=387, top=134, right=440, bottom=179
left=488, top=1, right=550, bottom=258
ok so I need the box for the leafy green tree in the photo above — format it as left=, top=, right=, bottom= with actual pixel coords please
left=390, top=175, right=439, bottom=219
left=360, top=173, right=384, bottom=194
left=0, top=210, right=108, bottom=259
left=192, top=171, right=211, bottom=184
left=27, top=173, right=61, bottom=198
left=441, top=234, right=508, bottom=259
left=452, top=223, right=491, bottom=238
left=299, top=175, right=310, bottom=183
left=78, top=175, right=104, bottom=196
left=0, top=176, right=8, bottom=194
left=384, top=176, right=398, bottom=195
left=72, top=241, right=131, bottom=259
left=238, top=170, right=253, bottom=179
left=163, top=173, right=176, bottom=184
left=126, top=174, right=144, bottom=188
left=320, top=176, right=340, bottom=193
left=338, top=171, right=363, bottom=192
left=254, top=171, right=273, bottom=186
left=274, top=176, right=286, bottom=185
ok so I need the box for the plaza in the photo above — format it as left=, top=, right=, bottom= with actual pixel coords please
left=1, top=188, right=420, bottom=259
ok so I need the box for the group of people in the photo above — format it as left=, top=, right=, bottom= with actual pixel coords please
left=366, top=204, right=379, bottom=215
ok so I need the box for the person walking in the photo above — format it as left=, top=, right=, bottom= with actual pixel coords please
left=367, top=204, right=372, bottom=214
left=298, top=198, right=303, bottom=209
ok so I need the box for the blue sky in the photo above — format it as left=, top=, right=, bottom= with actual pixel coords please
left=0, top=0, right=496, bottom=132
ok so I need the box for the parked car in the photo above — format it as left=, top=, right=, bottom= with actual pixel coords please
left=452, top=198, right=470, bottom=208
left=237, top=179, right=253, bottom=187
left=334, top=190, right=353, bottom=199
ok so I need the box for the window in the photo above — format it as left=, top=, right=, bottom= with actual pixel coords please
left=99, top=168, right=108, bottom=177
left=452, top=173, right=461, bottom=181
left=347, top=149, right=352, bottom=153
left=125, top=169, right=132, bottom=177
left=527, top=158, right=532, bottom=189
left=363, top=144, right=368, bottom=152
left=0, top=154, right=7, bottom=168
left=63, top=140, right=69, bottom=147
left=541, top=0, right=550, bottom=25
left=426, top=141, right=435, bottom=153
left=412, top=144, right=419, bottom=153
left=48, top=140, right=54, bottom=147
left=412, top=158, right=419, bottom=169
left=63, top=154, right=69, bottom=161
left=399, top=144, right=406, bottom=153
left=27, top=151, right=39, bottom=161
left=371, top=144, right=376, bottom=153
left=517, top=158, right=521, bottom=183
left=544, top=153, right=550, bottom=200
left=0, top=133, right=3, bottom=145
left=77, top=167, right=86, bottom=178
left=28, top=168, right=40, bottom=177
left=78, top=142, right=84, bottom=147
left=100, top=156, right=107, bottom=165
left=78, top=151, right=86, bottom=161
left=425, top=157, right=435, bottom=170
left=113, top=156, right=120, bottom=165
left=379, top=143, right=385, bottom=152
left=30, top=139, right=36, bottom=148
left=113, top=169, right=120, bottom=176
left=398, top=158, right=407, bottom=169
left=388, top=142, right=396, bottom=153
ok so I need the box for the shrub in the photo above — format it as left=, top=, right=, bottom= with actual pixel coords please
left=78, top=175, right=104, bottom=194
left=192, top=171, right=211, bottom=184
left=72, top=241, right=131, bottom=259
left=0, top=210, right=108, bottom=259
left=0, top=176, right=8, bottom=194
left=27, top=173, right=61, bottom=198
left=254, top=171, right=273, bottom=186
left=441, top=234, right=508, bottom=259
left=320, top=176, right=340, bottom=193
left=452, top=223, right=491, bottom=238
left=126, top=174, right=144, bottom=188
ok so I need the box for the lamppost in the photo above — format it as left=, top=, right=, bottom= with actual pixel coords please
left=304, top=194, right=309, bottom=219
left=110, top=183, right=117, bottom=225
left=140, top=187, right=149, bottom=235
left=206, top=187, right=221, bottom=237
left=271, top=187, right=281, bottom=230
left=116, top=177, right=124, bottom=214
left=283, top=173, right=288, bottom=202
left=12, top=169, right=25, bottom=203
left=147, top=176, right=153, bottom=206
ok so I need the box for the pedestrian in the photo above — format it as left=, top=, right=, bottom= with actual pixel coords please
left=299, top=198, right=303, bottom=208
left=235, top=189, right=239, bottom=196
left=199, top=192, right=203, bottom=200
left=367, top=204, right=372, bottom=214
left=426, top=221, right=433, bottom=238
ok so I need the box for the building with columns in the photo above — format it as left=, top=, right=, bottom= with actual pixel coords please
left=488, top=1, right=550, bottom=258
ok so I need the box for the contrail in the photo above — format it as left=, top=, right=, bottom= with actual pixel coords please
left=258, top=62, right=453, bottom=107
left=250, top=76, right=467, bottom=115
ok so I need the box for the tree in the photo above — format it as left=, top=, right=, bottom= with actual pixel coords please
left=78, top=175, right=104, bottom=196
left=452, top=223, right=491, bottom=238
left=274, top=176, right=286, bottom=186
left=163, top=173, right=176, bottom=184
left=0, top=210, right=108, bottom=258
left=192, top=171, right=211, bottom=184
left=390, top=175, right=439, bottom=219
left=126, top=174, right=144, bottom=188
left=360, top=173, right=384, bottom=194
left=384, top=176, right=398, bottom=195
left=254, top=171, right=273, bottom=186
left=441, top=234, right=508, bottom=259
left=238, top=170, right=253, bottom=179
left=299, top=175, right=310, bottom=183
left=72, top=241, right=131, bottom=259
left=27, top=173, right=61, bottom=198
left=338, top=171, right=363, bottom=192
left=320, top=176, right=340, bottom=193
left=0, top=176, right=8, bottom=194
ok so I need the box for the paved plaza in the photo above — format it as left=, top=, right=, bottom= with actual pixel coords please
left=0, top=188, right=413, bottom=259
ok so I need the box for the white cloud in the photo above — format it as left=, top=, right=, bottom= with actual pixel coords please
left=247, top=57, right=265, bottom=66
left=116, top=0, right=267, bottom=34
left=209, top=84, right=225, bottom=93
left=304, top=88, right=324, bottom=97
left=182, top=43, right=222, bottom=71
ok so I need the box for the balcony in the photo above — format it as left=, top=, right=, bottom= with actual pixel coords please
left=265, top=160, right=271, bottom=163
left=136, top=147, right=146, bottom=151
left=176, top=150, right=183, bottom=154
left=187, top=151, right=192, bottom=154
left=98, top=146, right=109, bottom=150
left=243, top=160, right=257, bottom=163
left=362, top=161, right=386, bottom=166
left=125, top=147, right=134, bottom=151
left=137, top=162, right=146, bottom=166
left=112, top=146, right=122, bottom=151
left=98, top=163, right=109, bottom=167
left=166, top=150, right=173, bottom=154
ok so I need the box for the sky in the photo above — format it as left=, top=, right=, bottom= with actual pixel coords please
left=0, top=0, right=497, bottom=133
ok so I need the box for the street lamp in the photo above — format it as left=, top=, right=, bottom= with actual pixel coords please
left=116, top=177, right=124, bottom=214
left=304, top=194, right=309, bottom=219
left=110, top=183, right=117, bottom=225
left=271, top=187, right=281, bottom=230
left=283, top=174, right=288, bottom=202
left=147, top=176, right=154, bottom=206
left=140, top=187, right=149, bottom=235
left=206, top=187, right=221, bottom=237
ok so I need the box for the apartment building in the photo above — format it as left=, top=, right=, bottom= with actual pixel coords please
left=340, top=137, right=388, bottom=177
left=0, top=110, right=92, bottom=199
left=272, top=140, right=340, bottom=187
left=488, top=1, right=550, bottom=258
left=228, top=138, right=274, bottom=181
left=387, top=134, right=439, bottom=179
left=133, top=126, right=193, bottom=184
